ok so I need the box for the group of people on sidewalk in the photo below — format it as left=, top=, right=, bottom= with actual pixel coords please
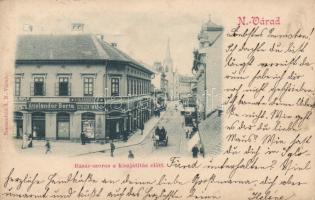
left=192, top=144, right=205, bottom=158
left=21, top=133, right=51, bottom=154
left=109, top=141, right=135, bottom=159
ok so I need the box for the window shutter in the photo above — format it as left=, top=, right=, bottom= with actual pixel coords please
left=55, top=82, right=59, bottom=96
left=68, top=82, right=71, bottom=96
left=30, top=82, right=34, bottom=96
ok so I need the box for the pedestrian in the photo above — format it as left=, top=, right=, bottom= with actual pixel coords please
left=128, top=150, right=134, bottom=159
left=80, top=132, right=86, bottom=145
left=185, top=128, right=189, bottom=139
left=22, top=133, right=28, bottom=149
left=140, top=123, right=144, bottom=135
left=123, top=131, right=128, bottom=142
left=28, top=134, right=33, bottom=148
left=192, top=145, right=199, bottom=158
left=45, top=140, right=51, bottom=154
left=110, top=141, right=115, bottom=157
left=200, top=145, right=205, bottom=158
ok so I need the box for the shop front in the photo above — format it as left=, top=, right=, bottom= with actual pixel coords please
left=31, top=112, right=46, bottom=139
left=56, top=112, right=70, bottom=140
left=106, top=111, right=125, bottom=140
left=14, top=112, right=23, bottom=138
left=81, top=112, right=96, bottom=140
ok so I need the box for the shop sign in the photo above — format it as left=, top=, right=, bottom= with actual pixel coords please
left=70, top=97, right=105, bottom=102
left=27, top=102, right=77, bottom=111
left=14, top=97, right=30, bottom=102
left=77, top=104, right=105, bottom=111
left=14, top=103, right=27, bottom=111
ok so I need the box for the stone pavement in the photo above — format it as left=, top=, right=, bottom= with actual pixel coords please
left=14, top=112, right=166, bottom=157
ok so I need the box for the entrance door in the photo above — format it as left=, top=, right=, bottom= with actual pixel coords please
left=106, top=118, right=123, bottom=140
left=32, top=112, right=45, bottom=139
left=14, top=112, right=23, bottom=138
left=57, top=112, right=70, bottom=139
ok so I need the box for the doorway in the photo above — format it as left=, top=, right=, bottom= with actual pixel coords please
left=32, top=112, right=45, bottom=139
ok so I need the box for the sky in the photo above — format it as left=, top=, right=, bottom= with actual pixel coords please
left=15, top=0, right=224, bottom=76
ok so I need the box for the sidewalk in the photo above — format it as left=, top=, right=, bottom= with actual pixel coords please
left=198, top=110, right=222, bottom=156
left=14, top=112, right=166, bottom=157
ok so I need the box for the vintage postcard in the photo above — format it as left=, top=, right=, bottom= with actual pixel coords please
left=0, top=0, right=314, bottom=199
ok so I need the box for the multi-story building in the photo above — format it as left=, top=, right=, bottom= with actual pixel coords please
left=14, top=34, right=154, bottom=141
left=192, top=17, right=223, bottom=119
left=191, top=16, right=224, bottom=155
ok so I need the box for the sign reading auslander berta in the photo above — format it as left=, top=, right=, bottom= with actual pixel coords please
left=27, top=102, right=77, bottom=111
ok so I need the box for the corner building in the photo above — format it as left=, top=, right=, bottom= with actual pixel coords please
left=14, top=34, right=154, bottom=141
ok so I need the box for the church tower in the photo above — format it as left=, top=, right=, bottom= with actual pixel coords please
left=163, top=38, right=175, bottom=100
left=163, top=38, right=173, bottom=73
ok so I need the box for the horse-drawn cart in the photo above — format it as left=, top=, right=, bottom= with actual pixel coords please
left=152, top=128, right=168, bottom=148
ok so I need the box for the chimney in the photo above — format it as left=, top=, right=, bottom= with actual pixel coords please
left=71, top=23, right=84, bottom=32
left=111, top=43, right=117, bottom=47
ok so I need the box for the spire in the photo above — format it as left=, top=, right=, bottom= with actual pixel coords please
left=163, top=37, right=173, bottom=73
left=165, top=37, right=171, bottom=59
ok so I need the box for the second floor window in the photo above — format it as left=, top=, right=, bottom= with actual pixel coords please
left=111, top=78, right=119, bottom=96
left=15, top=77, right=21, bottom=96
left=34, top=77, right=44, bottom=96
left=59, top=77, right=69, bottom=96
left=84, top=77, right=94, bottom=96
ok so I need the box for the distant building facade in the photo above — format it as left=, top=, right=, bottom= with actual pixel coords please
left=14, top=34, right=154, bottom=141
left=152, top=61, right=168, bottom=106
left=177, top=75, right=196, bottom=99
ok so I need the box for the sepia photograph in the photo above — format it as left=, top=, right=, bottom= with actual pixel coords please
left=1, top=0, right=314, bottom=199
left=13, top=8, right=223, bottom=158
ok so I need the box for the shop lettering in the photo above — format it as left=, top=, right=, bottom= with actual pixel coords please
left=27, top=103, right=76, bottom=111
left=70, top=97, right=105, bottom=102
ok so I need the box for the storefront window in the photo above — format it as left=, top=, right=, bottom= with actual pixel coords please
left=57, top=112, right=70, bottom=139
left=14, top=112, right=23, bottom=138
left=81, top=112, right=95, bottom=139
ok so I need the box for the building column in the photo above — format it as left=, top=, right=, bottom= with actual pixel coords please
left=70, top=112, right=81, bottom=140
left=46, top=112, right=57, bottom=139
left=95, top=113, right=106, bottom=140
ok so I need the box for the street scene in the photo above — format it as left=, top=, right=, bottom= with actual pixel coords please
left=15, top=101, right=222, bottom=158
left=13, top=13, right=224, bottom=158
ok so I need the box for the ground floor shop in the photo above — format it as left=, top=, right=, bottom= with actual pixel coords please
left=14, top=102, right=153, bottom=141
